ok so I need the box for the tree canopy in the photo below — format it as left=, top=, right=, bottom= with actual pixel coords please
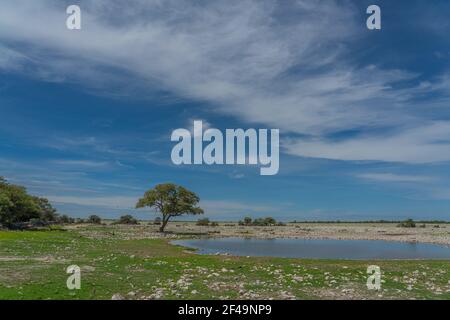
left=136, top=183, right=203, bottom=232
left=0, top=177, right=58, bottom=228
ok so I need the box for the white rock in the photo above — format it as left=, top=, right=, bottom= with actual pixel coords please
left=111, top=293, right=125, bottom=300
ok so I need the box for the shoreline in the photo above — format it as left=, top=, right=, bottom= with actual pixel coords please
left=169, top=222, right=450, bottom=247
left=73, top=222, right=450, bottom=247
left=179, top=234, right=450, bottom=248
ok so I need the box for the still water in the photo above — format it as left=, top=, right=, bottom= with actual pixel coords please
left=172, top=238, right=450, bottom=260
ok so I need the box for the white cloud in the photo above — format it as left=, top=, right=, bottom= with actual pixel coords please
left=1, top=1, right=450, bottom=163
left=356, top=173, right=435, bottom=183
left=0, top=45, right=30, bottom=71
left=284, top=122, right=450, bottom=163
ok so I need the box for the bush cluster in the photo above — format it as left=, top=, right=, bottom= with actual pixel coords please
left=397, top=219, right=416, bottom=228
left=113, top=215, right=138, bottom=225
left=238, top=216, right=285, bottom=226
left=196, top=218, right=218, bottom=227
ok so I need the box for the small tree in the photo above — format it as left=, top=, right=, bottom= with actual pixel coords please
left=196, top=218, right=210, bottom=226
left=114, top=215, right=138, bottom=225
left=398, top=218, right=416, bottom=228
left=136, top=183, right=203, bottom=232
left=87, top=215, right=101, bottom=224
left=252, top=218, right=266, bottom=226
left=153, top=217, right=162, bottom=225
left=243, top=217, right=252, bottom=225
left=264, top=217, right=277, bottom=226
left=34, top=197, right=58, bottom=222
left=58, top=214, right=71, bottom=224
left=0, top=177, right=41, bottom=228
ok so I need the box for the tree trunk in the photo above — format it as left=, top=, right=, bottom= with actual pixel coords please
left=159, top=216, right=170, bottom=232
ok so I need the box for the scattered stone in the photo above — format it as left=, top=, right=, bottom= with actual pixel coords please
left=111, top=293, right=125, bottom=300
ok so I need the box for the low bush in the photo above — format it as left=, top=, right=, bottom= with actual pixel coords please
left=58, top=215, right=75, bottom=224
left=239, top=216, right=281, bottom=226
left=196, top=218, right=210, bottom=226
left=398, top=219, right=416, bottom=228
left=87, top=215, right=102, bottom=224
left=114, top=215, right=138, bottom=225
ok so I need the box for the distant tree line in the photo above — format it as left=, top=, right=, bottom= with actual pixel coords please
left=113, top=215, right=138, bottom=225
left=196, top=218, right=218, bottom=227
left=238, top=216, right=285, bottom=226
left=136, top=183, right=203, bottom=232
left=289, top=219, right=449, bottom=224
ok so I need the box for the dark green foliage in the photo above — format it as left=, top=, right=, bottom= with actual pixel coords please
left=263, top=217, right=276, bottom=225
left=58, top=214, right=75, bottom=224
left=0, top=177, right=59, bottom=228
left=252, top=217, right=277, bottom=226
left=196, top=218, right=210, bottom=226
left=398, top=219, right=416, bottom=228
left=87, top=215, right=102, bottom=224
left=136, top=183, right=203, bottom=232
left=114, top=215, right=138, bottom=225
left=153, top=217, right=162, bottom=225
left=239, top=216, right=280, bottom=226
left=33, top=197, right=58, bottom=221
left=252, top=218, right=267, bottom=226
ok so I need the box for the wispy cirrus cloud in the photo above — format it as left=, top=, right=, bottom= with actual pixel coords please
left=284, top=122, right=450, bottom=164
left=47, top=195, right=138, bottom=209
left=356, top=173, right=435, bottom=183
left=51, top=159, right=110, bottom=168
left=1, top=0, right=450, bottom=166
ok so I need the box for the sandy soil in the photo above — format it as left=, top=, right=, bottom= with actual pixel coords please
left=72, top=222, right=450, bottom=246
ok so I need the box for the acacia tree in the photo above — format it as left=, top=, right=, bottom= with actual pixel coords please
left=136, top=183, right=203, bottom=232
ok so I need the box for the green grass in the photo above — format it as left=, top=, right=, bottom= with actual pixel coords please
left=0, top=228, right=449, bottom=300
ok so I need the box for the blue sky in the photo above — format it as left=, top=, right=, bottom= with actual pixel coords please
left=1, top=0, right=450, bottom=221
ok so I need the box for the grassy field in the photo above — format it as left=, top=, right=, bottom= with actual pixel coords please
left=0, top=225, right=449, bottom=300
